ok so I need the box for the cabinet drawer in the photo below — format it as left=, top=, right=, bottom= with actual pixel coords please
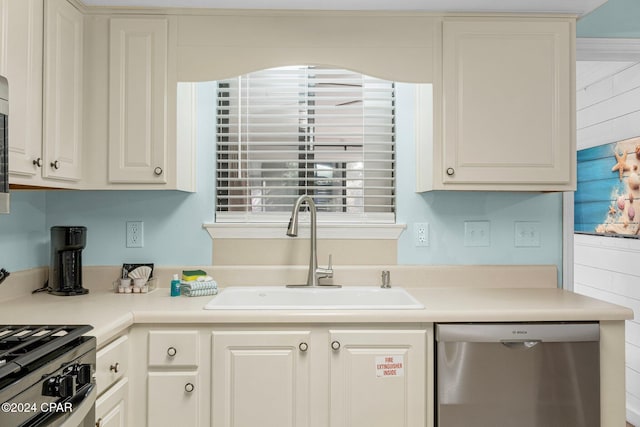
left=148, top=330, right=199, bottom=368
left=96, top=335, right=129, bottom=395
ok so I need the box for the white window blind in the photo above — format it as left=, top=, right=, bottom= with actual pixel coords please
left=216, top=66, right=395, bottom=223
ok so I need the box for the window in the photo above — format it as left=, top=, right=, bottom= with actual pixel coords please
left=215, top=66, right=396, bottom=223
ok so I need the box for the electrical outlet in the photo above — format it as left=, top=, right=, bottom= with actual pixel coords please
left=414, top=222, right=429, bottom=247
left=464, top=221, right=490, bottom=247
left=126, top=221, right=144, bottom=248
left=515, top=221, right=541, bottom=247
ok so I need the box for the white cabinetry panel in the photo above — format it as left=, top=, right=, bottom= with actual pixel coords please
left=2, top=0, right=43, bottom=180
left=329, top=329, right=427, bottom=427
left=418, top=17, right=575, bottom=192
left=109, top=18, right=168, bottom=184
left=147, top=371, right=199, bottom=426
left=442, top=18, right=572, bottom=186
left=211, top=330, right=311, bottom=427
left=95, top=377, right=129, bottom=427
left=43, top=0, right=83, bottom=182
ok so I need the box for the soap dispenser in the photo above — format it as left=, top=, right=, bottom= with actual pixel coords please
left=170, top=274, right=181, bottom=297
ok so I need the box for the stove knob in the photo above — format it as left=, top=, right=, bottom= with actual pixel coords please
left=75, top=364, right=92, bottom=385
left=43, top=374, right=75, bottom=398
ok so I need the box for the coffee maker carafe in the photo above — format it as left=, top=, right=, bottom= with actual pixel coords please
left=49, top=226, right=89, bottom=296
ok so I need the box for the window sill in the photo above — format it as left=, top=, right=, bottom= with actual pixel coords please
left=203, top=223, right=406, bottom=240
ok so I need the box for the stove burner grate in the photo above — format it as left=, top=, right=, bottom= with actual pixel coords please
left=0, top=325, right=92, bottom=379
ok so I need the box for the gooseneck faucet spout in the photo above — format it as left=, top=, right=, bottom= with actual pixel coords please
left=286, top=194, right=337, bottom=287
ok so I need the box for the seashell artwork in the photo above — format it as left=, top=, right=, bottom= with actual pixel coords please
left=576, top=136, right=640, bottom=236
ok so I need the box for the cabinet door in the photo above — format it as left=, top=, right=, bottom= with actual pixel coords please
left=441, top=19, right=573, bottom=187
left=3, top=0, right=43, bottom=179
left=95, top=377, right=129, bottom=427
left=147, top=371, right=198, bottom=426
left=329, top=329, right=426, bottom=427
left=108, top=18, right=168, bottom=184
left=212, top=330, right=311, bottom=427
left=43, top=0, right=83, bottom=182
left=96, top=335, right=129, bottom=395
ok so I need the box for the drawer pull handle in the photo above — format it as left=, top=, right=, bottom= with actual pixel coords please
left=96, top=417, right=102, bottom=427
left=51, top=160, right=60, bottom=170
left=331, top=340, right=341, bottom=351
left=154, top=167, right=163, bottom=176
left=185, top=382, right=195, bottom=393
left=446, top=167, right=455, bottom=176
left=33, top=158, right=42, bottom=168
left=299, top=342, right=308, bottom=352
left=167, top=346, right=177, bottom=357
left=109, top=362, right=119, bottom=373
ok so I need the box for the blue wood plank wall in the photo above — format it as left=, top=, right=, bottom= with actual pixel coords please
left=575, top=140, right=637, bottom=234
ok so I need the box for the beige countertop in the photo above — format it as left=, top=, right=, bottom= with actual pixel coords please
left=0, top=285, right=632, bottom=346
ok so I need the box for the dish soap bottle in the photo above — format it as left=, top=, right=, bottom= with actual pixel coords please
left=170, top=274, right=181, bottom=297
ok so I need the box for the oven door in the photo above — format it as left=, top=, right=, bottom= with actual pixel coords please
left=26, top=383, right=96, bottom=427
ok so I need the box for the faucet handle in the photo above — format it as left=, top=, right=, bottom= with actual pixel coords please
left=316, top=254, right=334, bottom=279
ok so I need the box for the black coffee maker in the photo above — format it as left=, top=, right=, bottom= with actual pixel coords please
left=49, top=226, right=89, bottom=296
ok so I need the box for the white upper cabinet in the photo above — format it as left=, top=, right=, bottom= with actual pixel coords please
left=75, top=15, right=195, bottom=191
left=418, top=17, right=575, bottom=191
left=1, top=0, right=45, bottom=183
left=108, top=18, right=168, bottom=184
left=43, top=0, right=83, bottom=182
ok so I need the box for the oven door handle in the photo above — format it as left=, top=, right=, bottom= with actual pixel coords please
left=60, top=384, right=96, bottom=427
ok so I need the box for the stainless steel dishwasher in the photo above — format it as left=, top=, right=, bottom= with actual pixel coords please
left=435, top=322, right=600, bottom=427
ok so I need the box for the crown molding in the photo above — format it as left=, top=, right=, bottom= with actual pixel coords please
left=577, top=38, right=640, bottom=61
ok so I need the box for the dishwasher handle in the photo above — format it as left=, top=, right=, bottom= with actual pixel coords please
left=500, top=339, right=541, bottom=349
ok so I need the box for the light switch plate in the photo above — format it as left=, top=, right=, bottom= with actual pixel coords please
left=464, top=221, right=490, bottom=247
left=515, top=221, right=541, bottom=247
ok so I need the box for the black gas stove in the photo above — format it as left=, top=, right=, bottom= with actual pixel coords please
left=0, top=325, right=96, bottom=427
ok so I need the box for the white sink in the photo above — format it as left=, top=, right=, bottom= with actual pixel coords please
left=204, top=286, right=424, bottom=310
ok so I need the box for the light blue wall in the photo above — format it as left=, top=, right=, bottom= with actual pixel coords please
left=0, top=191, right=48, bottom=271
left=577, top=0, right=640, bottom=38
left=394, top=84, right=563, bottom=277
left=2, top=82, right=563, bottom=277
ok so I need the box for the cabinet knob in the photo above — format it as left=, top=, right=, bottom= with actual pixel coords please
left=331, top=340, right=341, bottom=351
left=96, top=418, right=102, bottom=427
left=299, top=342, right=308, bottom=352
left=51, top=160, right=60, bottom=170
left=185, top=382, right=195, bottom=393
left=154, top=167, right=163, bottom=176
left=33, top=158, right=42, bottom=168
left=446, top=167, right=455, bottom=176
left=109, top=362, right=119, bottom=373
left=167, top=346, right=177, bottom=357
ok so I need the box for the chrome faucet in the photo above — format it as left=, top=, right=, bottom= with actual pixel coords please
left=286, top=194, right=337, bottom=287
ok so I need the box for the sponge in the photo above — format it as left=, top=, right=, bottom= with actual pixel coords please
left=182, top=269, right=207, bottom=282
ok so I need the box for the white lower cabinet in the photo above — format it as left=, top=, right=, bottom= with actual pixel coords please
left=129, top=324, right=431, bottom=427
left=96, top=377, right=129, bottom=427
left=211, top=327, right=428, bottom=427
left=329, top=329, right=427, bottom=427
left=147, top=371, right=199, bottom=426
left=129, top=328, right=205, bottom=427
left=211, top=330, right=312, bottom=427
left=95, top=333, right=130, bottom=427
